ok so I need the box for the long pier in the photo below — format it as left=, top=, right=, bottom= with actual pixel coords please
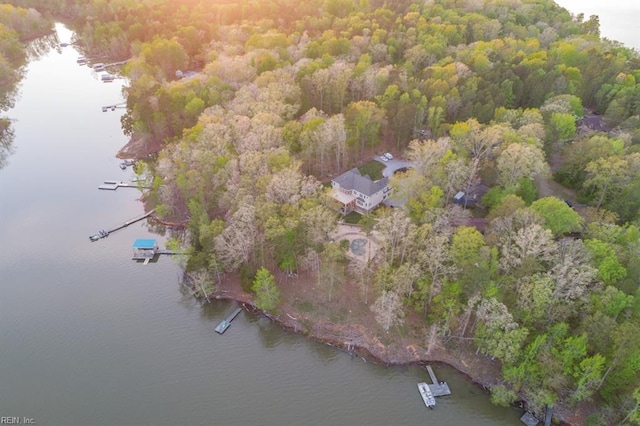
left=89, top=209, right=155, bottom=242
left=102, top=103, right=126, bottom=112
left=215, top=307, right=243, bottom=334
left=104, top=60, right=129, bottom=68
left=98, top=180, right=151, bottom=190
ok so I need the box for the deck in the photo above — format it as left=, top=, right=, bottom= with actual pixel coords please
left=426, top=365, right=451, bottom=396
left=214, top=307, right=243, bottom=334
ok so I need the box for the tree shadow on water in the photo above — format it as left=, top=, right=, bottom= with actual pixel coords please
left=0, top=118, right=15, bottom=170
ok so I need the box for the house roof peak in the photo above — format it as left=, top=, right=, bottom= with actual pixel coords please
left=333, top=168, right=388, bottom=197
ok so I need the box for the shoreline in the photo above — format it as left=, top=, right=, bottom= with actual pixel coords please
left=201, top=281, right=587, bottom=426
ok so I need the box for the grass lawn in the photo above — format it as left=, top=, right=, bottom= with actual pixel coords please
left=343, top=211, right=362, bottom=224
left=357, top=160, right=385, bottom=181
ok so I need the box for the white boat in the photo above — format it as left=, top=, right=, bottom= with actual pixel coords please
left=93, top=63, right=105, bottom=71
left=417, top=383, right=436, bottom=409
left=101, top=73, right=115, bottom=82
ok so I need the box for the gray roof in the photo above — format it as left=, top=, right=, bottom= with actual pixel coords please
left=333, top=168, right=388, bottom=197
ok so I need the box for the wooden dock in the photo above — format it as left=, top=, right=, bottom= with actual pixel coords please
left=156, top=249, right=182, bottom=256
left=544, top=406, right=553, bottom=426
left=89, top=209, right=155, bottom=242
left=136, top=249, right=184, bottom=265
left=214, top=307, right=243, bottom=334
left=98, top=180, right=150, bottom=190
left=426, top=365, right=451, bottom=396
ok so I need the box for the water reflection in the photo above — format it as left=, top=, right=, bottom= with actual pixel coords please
left=0, top=32, right=59, bottom=170
left=25, top=31, right=60, bottom=62
left=0, top=60, right=23, bottom=170
left=0, top=117, right=15, bottom=170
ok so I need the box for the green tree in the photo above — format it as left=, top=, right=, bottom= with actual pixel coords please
left=252, top=267, right=280, bottom=312
left=344, top=100, right=384, bottom=161
left=139, top=37, right=188, bottom=80
left=584, top=155, right=636, bottom=209
left=571, top=354, right=606, bottom=405
left=530, top=197, right=584, bottom=237
left=584, top=239, right=627, bottom=286
left=548, top=112, right=577, bottom=144
left=451, top=226, right=486, bottom=267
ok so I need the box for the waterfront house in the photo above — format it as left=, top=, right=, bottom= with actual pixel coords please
left=330, top=168, right=391, bottom=215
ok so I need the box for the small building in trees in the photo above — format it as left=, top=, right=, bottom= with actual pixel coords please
left=330, top=168, right=391, bottom=215
left=175, top=69, right=197, bottom=79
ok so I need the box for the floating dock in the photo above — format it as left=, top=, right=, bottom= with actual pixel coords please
left=215, top=307, right=243, bottom=334
left=417, top=365, right=451, bottom=410
left=520, top=412, right=540, bottom=426
left=119, top=159, right=136, bottom=170
left=426, top=365, right=451, bottom=396
left=89, top=209, right=155, bottom=242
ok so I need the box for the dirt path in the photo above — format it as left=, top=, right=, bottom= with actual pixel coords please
left=535, top=174, right=577, bottom=201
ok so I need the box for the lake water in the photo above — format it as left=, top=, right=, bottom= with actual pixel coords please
left=553, top=0, right=640, bottom=50
left=0, top=24, right=525, bottom=426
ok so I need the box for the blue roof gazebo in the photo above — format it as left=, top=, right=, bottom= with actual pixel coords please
left=132, top=239, right=159, bottom=259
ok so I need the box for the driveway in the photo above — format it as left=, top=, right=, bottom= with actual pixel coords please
left=374, top=156, right=413, bottom=177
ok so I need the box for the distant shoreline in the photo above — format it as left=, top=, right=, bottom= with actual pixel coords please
left=553, top=0, right=640, bottom=50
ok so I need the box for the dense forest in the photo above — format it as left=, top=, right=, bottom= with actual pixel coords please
left=6, top=0, right=640, bottom=423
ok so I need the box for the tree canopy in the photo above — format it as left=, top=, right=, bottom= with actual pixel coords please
left=18, top=0, right=640, bottom=422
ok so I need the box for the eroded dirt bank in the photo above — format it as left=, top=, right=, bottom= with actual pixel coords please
left=203, top=276, right=590, bottom=426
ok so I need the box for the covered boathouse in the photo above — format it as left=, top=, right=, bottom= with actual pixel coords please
left=132, top=239, right=159, bottom=260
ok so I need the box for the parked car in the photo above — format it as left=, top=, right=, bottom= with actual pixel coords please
left=384, top=152, right=393, bottom=160
left=380, top=155, right=388, bottom=162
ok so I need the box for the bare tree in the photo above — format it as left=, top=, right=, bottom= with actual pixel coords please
left=374, top=209, right=414, bottom=265
left=214, top=198, right=257, bottom=270
left=498, top=223, right=557, bottom=272
left=348, top=257, right=374, bottom=304
left=497, top=143, right=549, bottom=187
left=371, top=290, right=405, bottom=332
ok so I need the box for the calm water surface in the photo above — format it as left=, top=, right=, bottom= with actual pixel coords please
left=0, top=25, right=522, bottom=425
left=554, top=0, right=640, bottom=50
